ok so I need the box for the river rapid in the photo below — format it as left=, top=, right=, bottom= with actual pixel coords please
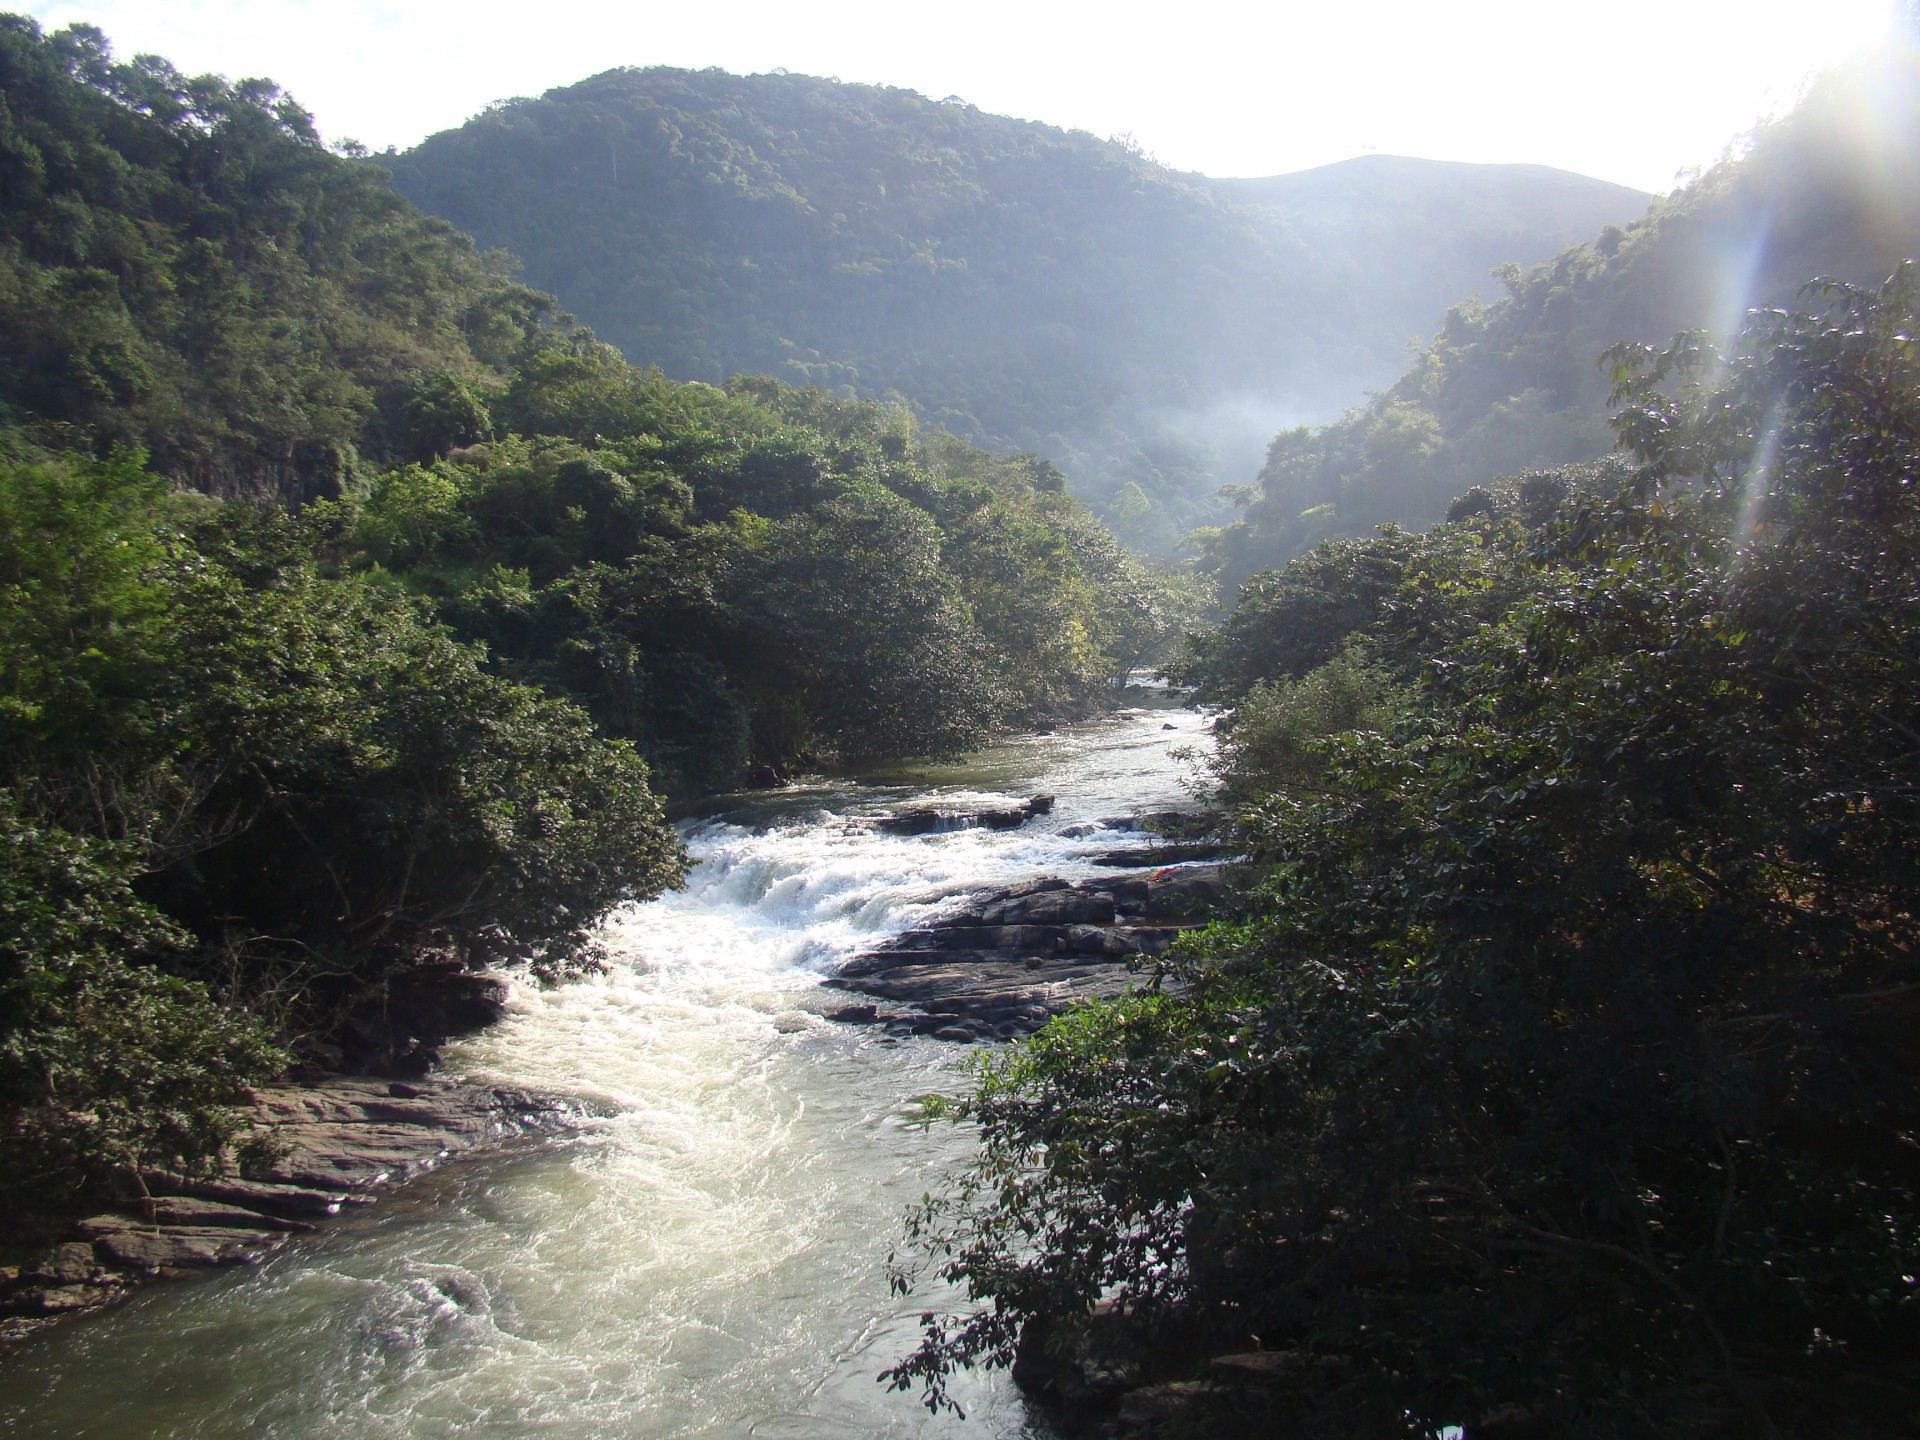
left=0, top=695, right=1211, bottom=1440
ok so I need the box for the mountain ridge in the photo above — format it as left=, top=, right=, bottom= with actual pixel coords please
left=385, top=68, right=1649, bottom=550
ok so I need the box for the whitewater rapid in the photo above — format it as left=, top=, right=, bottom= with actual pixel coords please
left=0, top=698, right=1211, bottom=1439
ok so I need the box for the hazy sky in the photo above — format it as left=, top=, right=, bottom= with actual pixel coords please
left=21, top=0, right=1899, bottom=193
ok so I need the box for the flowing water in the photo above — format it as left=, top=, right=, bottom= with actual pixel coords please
left=0, top=696, right=1212, bottom=1440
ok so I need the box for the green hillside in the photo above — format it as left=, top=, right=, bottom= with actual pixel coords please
left=385, top=69, right=1646, bottom=551
left=0, top=19, right=559, bottom=502
left=0, top=16, right=1203, bottom=1217
left=1207, top=32, right=1920, bottom=586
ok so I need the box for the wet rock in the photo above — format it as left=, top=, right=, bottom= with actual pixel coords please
left=946, top=923, right=1065, bottom=951
left=24, top=1284, right=119, bottom=1314
left=826, top=1003, right=879, bottom=1024
left=132, top=1196, right=314, bottom=1232
left=8, top=1076, right=591, bottom=1340
left=82, top=1220, right=279, bottom=1274
left=823, top=866, right=1229, bottom=1043
left=1064, top=923, right=1140, bottom=957
left=868, top=795, right=1056, bottom=835
left=23, top=1243, right=106, bottom=1289
left=977, top=890, right=1115, bottom=927
left=1103, top=877, right=1151, bottom=912
left=1091, top=842, right=1226, bottom=866
left=1142, top=870, right=1227, bottom=918
left=250, top=1078, right=571, bottom=1191
left=1122, top=926, right=1182, bottom=957
left=152, top=1175, right=355, bottom=1220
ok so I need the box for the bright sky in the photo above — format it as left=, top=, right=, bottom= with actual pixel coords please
left=20, top=0, right=1900, bottom=193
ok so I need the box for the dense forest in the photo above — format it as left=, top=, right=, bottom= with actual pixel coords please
left=1204, top=31, right=1920, bottom=588
left=384, top=68, right=1643, bottom=552
left=892, top=269, right=1920, bottom=1437
left=7, top=7, right=1920, bottom=1435
left=0, top=16, right=1199, bottom=1225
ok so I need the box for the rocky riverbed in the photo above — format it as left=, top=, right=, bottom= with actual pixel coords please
left=820, top=860, right=1227, bottom=1042
left=0, top=1076, right=586, bottom=1346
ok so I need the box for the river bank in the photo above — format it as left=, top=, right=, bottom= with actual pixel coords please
left=821, top=854, right=1226, bottom=1042
left=0, top=697, right=1213, bottom=1439
left=0, top=1077, right=589, bottom=1349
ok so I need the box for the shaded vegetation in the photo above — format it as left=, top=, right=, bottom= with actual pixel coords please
left=890, top=272, right=1920, bottom=1436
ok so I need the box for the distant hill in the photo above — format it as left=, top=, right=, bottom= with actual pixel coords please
left=385, top=70, right=1647, bottom=551
left=1206, top=33, right=1920, bottom=586
left=1216, top=155, right=1647, bottom=371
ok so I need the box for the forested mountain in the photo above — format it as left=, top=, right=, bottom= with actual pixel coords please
left=384, top=68, right=1645, bottom=551
left=0, top=16, right=1200, bottom=1223
left=1206, top=31, right=1920, bottom=586
left=0, top=20, right=557, bottom=502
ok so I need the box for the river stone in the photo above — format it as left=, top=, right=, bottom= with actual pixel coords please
left=133, top=1196, right=314, bottom=1232
left=934, top=923, right=1061, bottom=951
left=1142, top=871, right=1227, bottom=917
left=248, top=1077, right=574, bottom=1191
left=23, top=1243, right=104, bottom=1288
left=1063, top=924, right=1139, bottom=957
left=22, top=1284, right=120, bottom=1315
left=979, top=891, right=1114, bottom=927
left=820, top=866, right=1224, bottom=1042
left=1092, top=842, right=1227, bottom=867
left=88, top=1223, right=278, bottom=1274
left=155, top=1175, right=356, bottom=1219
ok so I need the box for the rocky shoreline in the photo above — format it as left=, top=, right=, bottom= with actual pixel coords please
left=2, top=797, right=1238, bottom=1432
left=0, top=1074, right=588, bottom=1348
left=820, top=856, right=1227, bottom=1043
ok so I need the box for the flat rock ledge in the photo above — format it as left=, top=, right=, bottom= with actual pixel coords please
left=0, top=1075, right=584, bottom=1345
left=822, top=865, right=1227, bottom=1043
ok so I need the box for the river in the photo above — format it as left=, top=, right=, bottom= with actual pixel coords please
left=0, top=695, right=1210, bottom=1439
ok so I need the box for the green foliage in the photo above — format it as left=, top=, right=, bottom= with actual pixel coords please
left=386, top=66, right=1645, bottom=553
left=0, top=16, right=554, bottom=499
left=892, top=274, right=1920, bottom=1433
left=0, top=443, right=696, bottom=978
left=1203, top=646, right=1412, bottom=807
left=0, top=19, right=1207, bottom=1236
left=346, top=370, right=1204, bottom=796
left=1206, top=32, right=1920, bottom=589
left=0, top=804, right=286, bottom=1221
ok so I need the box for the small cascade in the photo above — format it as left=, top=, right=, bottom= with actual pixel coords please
left=0, top=701, right=1212, bottom=1440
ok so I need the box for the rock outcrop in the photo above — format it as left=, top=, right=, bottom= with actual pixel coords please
left=854, top=794, right=1056, bottom=836
left=0, top=1075, right=583, bottom=1345
left=824, top=865, right=1227, bottom=1043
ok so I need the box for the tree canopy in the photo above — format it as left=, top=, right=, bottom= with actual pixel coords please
left=891, top=271, right=1920, bottom=1437
left=385, top=65, right=1644, bottom=553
